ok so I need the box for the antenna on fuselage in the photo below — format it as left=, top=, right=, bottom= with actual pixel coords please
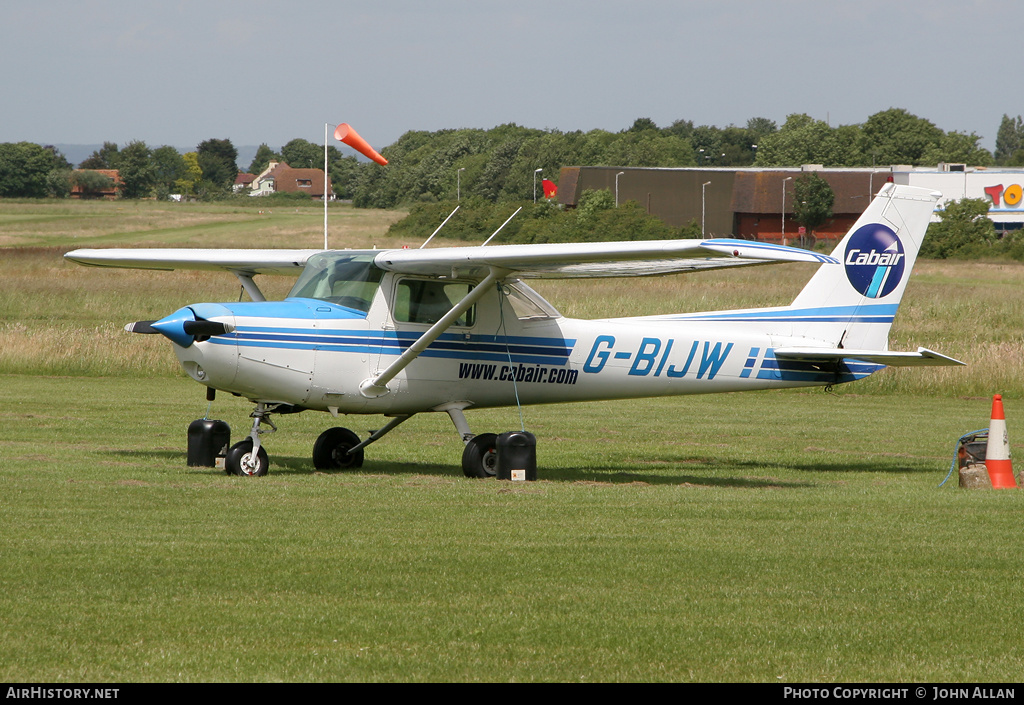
left=419, top=205, right=460, bottom=249
left=482, top=207, right=522, bottom=246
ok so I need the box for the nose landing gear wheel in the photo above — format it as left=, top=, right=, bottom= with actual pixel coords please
left=225, top=439, right=269, bottom=477
left=313, top=427, right=365, bottom=470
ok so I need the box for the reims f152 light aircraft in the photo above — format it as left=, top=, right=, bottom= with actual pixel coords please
left=65, top=182, right=962, bottom=477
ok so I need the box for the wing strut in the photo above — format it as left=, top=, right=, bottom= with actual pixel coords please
left=359, top=267, right=504, bottom=398
left=232, top=272, right=266, bottom=302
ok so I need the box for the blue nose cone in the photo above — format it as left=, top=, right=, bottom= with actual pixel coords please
left=150, top=303, right=234, bottom=347
left=151, top=307, right=198, bottom=348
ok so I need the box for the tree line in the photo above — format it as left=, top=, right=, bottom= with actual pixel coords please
left=351, top=110, right=1024, bottom=208
left=1, top=109, right=1022, bottom=203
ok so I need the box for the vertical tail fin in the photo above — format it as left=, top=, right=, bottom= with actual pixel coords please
left=788, top=183, right=941, bottom=350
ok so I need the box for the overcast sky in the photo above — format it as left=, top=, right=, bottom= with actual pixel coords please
left=2, top=0, right=1018, bottom=160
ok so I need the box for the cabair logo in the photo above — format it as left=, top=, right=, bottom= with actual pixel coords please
left=844, top=224, right=905, bottom=299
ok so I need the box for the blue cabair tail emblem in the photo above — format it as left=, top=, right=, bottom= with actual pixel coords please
left=844, top=223, right=905, bottom=298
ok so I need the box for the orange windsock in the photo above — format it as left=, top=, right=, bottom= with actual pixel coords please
left=334, top=123, right=388, bottom=165
left=985, top=394, right=1017, bottom=489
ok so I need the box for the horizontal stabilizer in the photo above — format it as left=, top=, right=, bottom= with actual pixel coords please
left=699, top=239, right=839, bottom=264
left=773, top=346, right=965, bottom=367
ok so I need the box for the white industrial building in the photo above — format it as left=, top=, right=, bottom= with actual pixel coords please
left=892, top=164, right=1024, bottom=233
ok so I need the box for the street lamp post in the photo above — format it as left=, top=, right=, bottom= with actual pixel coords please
left=457, top=167, right=465, bottom=201
left=782, top=176, right=793, bottom=245
left=701, top=181, right=712, bottom=235
left=615, top=172, right=625, bottom=206
left=533, top=168, right=542, bottom=203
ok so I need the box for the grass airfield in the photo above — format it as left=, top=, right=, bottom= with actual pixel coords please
left=1, top=199, right=1022, bottom=682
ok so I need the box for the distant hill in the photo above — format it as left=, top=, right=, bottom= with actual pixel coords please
left=53, top=144, right=105, bottom=168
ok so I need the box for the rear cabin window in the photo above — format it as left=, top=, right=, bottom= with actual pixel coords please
left=503, top=280, right=559, bottom=320
left=394, top=279, right=475, bottom=327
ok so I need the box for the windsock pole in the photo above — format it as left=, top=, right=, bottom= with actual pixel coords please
left=985, top=394, right=1017, bottom=489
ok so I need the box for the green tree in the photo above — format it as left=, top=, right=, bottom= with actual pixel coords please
left=472, top=137, right=526, bottom=203
left=691, top=125, right=724, bottom=165
left=329, top=155, right=361, bottom=199
left=116, top=140, right=156, bottom=199
left=719, top=125, right=759, bottom=166
left=196, top=138, right=238, bottom=190
left=46, top=169, right=74, bottom=198
left=746, top=116, right=778, bottom=140
left=920, top=198, right=996, bottom=259
left=151, top=146, right=186, bottom=196
left=1006, top=150, right=1024, bottom=167
left=248, top=143, right=280, bottom=174
left=994, top=114, right=1024, bottom=165
left=79, top=142, right=120, bottom=169
left=603, top=131, right=695, bottom=168
left=0, top=142, right=70, bottom=197
left=174, top=152, right=202, bottom=197
left=920, top=131, right=993, bottom=166
left=280, top=138, right=324, bottom=170
left=576, top=188, right=616, bottom=221
left=627, top=117, right=659, bottom=133
left=663, top=119, right=694, bottom=141
left=72, top=170, right=115, bottom=198
left=860, top=108, right=942, bottom=165
left=792, top=172, right=834, bottom=248
left=754, top=114, right=862, bottom=167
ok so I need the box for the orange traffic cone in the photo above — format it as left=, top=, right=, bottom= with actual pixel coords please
left=985, top=394, right=1017, bottom=489
left=334, top=123, right=388, bottom=165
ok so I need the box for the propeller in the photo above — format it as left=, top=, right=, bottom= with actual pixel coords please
left=124, top=310, right=234, bottom=345
left=183, top=320, right=233, bottom=337
left=125, top=320, right=158, bottom=334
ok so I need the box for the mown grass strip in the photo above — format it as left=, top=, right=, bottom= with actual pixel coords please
left=1, top=376, right=1021, bottom=682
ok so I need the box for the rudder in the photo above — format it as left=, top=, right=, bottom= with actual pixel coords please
left=788, top=183, right=941, bottom=351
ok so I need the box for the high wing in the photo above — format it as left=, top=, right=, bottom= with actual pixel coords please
left=65, top=238, right=837, bottom=281
left=63, top=248, right=319, bottom=275
left=64, top=248, right=322, bottom=302
left=373, top=238, right=838, bottom=278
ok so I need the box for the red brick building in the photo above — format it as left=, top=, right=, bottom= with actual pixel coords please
left=558, top=166, right=894, bottom=243
left=70, top=169, right=121, bottom=200
left=250, top=161, right=330, bottom=199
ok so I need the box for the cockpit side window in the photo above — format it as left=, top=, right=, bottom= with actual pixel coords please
left=394, top=279, right=475, bottom=326
left=288, top=253, right=384, bottom=312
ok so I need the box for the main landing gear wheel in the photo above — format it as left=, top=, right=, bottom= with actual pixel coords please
left=225, top=439, right=269, bottom=477
left=313, top=427, right=365, bottom=470
left=462, top=433, right=498, bottom=479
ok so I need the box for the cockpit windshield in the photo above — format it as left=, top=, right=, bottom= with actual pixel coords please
left=287, top=252, right=384, bottom=312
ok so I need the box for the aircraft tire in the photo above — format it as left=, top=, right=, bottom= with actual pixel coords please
left=461, top=433, right=498, bottom=478
left=225, top=439, right=269, bottom=477
left=313, top=427, right=365, bottom=470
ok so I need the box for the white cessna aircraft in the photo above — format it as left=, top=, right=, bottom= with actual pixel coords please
left=65, top=183, right=962, bottom=477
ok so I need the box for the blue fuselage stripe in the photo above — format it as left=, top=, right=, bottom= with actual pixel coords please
left=216, top=324, right=576, bottom=365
